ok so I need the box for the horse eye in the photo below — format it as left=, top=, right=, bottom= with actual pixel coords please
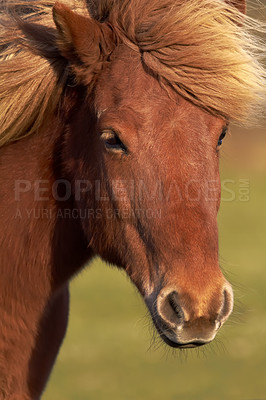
left=101, top=130, right=127, bottom=153
left=217, top=126, right=228, bottom=147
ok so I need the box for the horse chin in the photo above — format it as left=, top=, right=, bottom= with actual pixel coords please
left=158, top=330, right=211, bottom=349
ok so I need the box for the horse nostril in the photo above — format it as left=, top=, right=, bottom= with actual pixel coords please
left=159, top=291, right=184, bottom=326
left=217, top=284, right=234, bottom=325
left=168, top=292, right=183, bottom=320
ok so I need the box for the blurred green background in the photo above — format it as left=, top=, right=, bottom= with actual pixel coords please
left=44, top=2, right=266, bottom=399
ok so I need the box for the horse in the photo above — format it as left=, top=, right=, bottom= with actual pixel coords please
left=0, top=0, right=265, bottom=398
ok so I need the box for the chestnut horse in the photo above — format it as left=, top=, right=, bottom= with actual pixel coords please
left=0, top=0, right=265, bottom=398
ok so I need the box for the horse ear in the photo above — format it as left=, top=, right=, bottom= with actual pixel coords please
left=53, top=2, right=116, bottom=84
left=226, top=0, right=246, bottom=14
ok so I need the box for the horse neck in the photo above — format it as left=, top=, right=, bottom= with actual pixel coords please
left=0, top=97, right=92, bottom=296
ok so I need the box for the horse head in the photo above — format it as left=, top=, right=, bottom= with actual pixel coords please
left=52, top=0, right=258, bottom=348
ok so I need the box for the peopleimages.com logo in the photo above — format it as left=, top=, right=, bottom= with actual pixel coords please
left=13, top=178, right=250, bottom=203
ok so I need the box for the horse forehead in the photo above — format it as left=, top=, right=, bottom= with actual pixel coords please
left=94, top=45, right=224, bottom=136
left=95, top=45, right=178, bottom=114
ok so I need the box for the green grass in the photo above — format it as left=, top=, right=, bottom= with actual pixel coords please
left=45, top=156, right=266, bottom=400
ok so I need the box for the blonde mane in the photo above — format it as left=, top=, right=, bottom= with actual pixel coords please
left=0, top=0, right=265, bottom=147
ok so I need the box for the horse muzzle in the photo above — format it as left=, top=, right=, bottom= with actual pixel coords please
left=145, top=283, right=233, bottom=348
